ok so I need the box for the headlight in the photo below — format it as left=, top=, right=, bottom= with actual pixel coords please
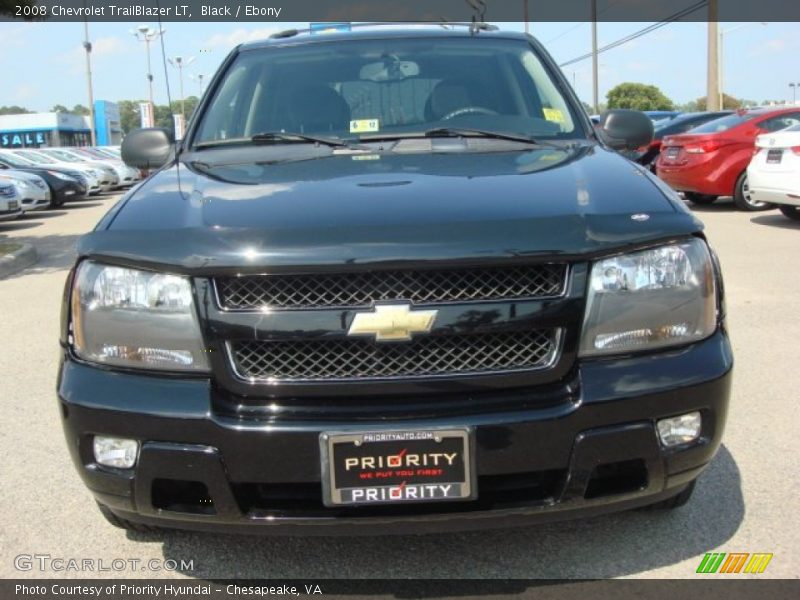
left=70, top=261, right=209, bottom=372
left=579, top=238, right=716, bottom=356
left=47, top=170, right=75, bottom=181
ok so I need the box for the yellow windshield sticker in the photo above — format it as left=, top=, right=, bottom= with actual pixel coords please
left=543, top=108, right=566, bottom=123
left=350, top=119, right=380, bottom=133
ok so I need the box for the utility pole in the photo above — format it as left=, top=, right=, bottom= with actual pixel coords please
left=707, top=0, right=719, bottom=111
left=82, top=19, right=96, bottom=146
left=591, top=0, right=599, bottom=113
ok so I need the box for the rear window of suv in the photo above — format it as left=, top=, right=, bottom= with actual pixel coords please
left=194, top=36, right=584, bottom=145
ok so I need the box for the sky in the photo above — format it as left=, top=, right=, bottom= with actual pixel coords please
left=0, top=20, right=798, bottom=112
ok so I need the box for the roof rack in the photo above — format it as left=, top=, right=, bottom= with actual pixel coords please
left=269, top=22, right=499, bottom=40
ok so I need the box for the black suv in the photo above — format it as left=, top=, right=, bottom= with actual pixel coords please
left=59, top=25, right=731, bottom=535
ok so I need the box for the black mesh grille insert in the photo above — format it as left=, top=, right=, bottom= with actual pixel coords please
left=230, top=330, right=557, bottom=381
left=216, top=264, right=566, bottom=310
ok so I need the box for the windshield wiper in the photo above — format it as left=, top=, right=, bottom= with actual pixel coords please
left=195, top=132, right=366, bottom=150
left=250, top=131, right=351, bottom=147
left=359, top=128, right=567, bottom=149
left=422, top=127, right=565, bottom=148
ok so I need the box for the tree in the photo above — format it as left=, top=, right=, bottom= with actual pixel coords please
left=0, top=105, right=32, bottom=115
left=691, top=94, right=742, bottom=110
left=51, top=104, right=69, bottom=113
left=71, top=104, right=90, bottom=116
left=117, top=100, right=145, bottom=133
left=606, top=83, right=674, bottom=111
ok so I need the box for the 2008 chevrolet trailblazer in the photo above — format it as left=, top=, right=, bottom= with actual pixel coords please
left=58, top=24, right=732, bottom=535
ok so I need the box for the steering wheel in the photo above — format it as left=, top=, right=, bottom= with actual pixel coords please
left=441, top=106, right=498, bottom=121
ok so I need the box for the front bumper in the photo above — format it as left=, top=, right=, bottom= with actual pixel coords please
left=58, top=330, right=732, bottom=536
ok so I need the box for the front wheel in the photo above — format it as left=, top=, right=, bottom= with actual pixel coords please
left=779, top=205, right=800, bottom=221
left=733, top=173, right=773, bottom=211
left=47, top=186, right=64, bottom=209
left=684, top=192, right=717, bottom=205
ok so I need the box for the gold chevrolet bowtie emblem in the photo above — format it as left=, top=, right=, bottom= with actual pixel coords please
left=348, top=303, right=438, bottom=342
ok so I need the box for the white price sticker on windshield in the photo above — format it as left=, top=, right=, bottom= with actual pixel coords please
left=350, top=119, right=380, bottom=133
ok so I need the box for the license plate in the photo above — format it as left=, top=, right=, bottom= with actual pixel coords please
left=767, top=149, right=783, bottom=164
left=320, top=428, right=475, bottom=506
left=665, top=147, right=680, bottom=160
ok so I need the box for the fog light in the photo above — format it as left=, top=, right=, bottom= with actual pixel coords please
left=93, top=436, right=139, bottom=469
left=657, top=412, right=702, bottom=447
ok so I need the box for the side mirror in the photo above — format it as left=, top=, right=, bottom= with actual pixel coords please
left=121, top=128, right=174, bottom=170
left=599, top=109, right=654, bottom=151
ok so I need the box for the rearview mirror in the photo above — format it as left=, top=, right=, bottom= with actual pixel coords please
left=121, top=128, right=174, bottom=170
left=360, top=59, right=420, bottom=82
left=599, top=109, right=654, bottom=151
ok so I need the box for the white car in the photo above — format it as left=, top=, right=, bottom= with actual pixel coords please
left=748, top=123, right=800, bottom=221
left=0, top=170, right=50, bottom=212
left=0, top=183, right=22, bottom=222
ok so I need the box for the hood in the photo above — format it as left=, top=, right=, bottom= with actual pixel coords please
left=0, top=170, right=44, bottom=185
left=81, top=144, right=702, bottom=273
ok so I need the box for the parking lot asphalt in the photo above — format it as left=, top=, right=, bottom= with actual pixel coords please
left=0, top=194, right=798, bottom=579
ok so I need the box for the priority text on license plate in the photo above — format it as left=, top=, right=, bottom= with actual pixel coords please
left=320, top=428, right=475, bottom=506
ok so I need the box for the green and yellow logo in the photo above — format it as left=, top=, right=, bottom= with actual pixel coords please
left=696, top=552, right=773, bottom=574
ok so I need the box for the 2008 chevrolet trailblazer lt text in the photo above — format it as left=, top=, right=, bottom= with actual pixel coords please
left=57, top=24, right=732, bottom=535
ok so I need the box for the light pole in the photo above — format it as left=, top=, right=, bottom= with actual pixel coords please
left=718, top=22, right=767, bottom=109
left=130, top=25, right=165, bottom=108
left=168, top=56, right=195, bottom=118
left=82, top=19, right=96, bottom=145
left=189, top=73, right=206, bottom=95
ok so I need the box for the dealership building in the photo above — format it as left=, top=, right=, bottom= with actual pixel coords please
left=0, top=100, right=122, bottom=148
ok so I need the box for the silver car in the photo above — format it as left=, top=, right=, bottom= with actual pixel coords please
left=0, top=170, right=50, bottom=212
left=0, top=183, right=22, bottom=222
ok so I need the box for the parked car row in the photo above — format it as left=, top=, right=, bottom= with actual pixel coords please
left=0, top=145, right=136, bottom=223
left=610, top=106, right=800, bottom=221
left=655, top=107, right=800, bottom=217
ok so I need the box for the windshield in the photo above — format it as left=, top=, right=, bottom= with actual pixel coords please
left=47, top=150, right=82, bottom=162
left=14, top=150, right=56, bottom=164
left=690, top=112, right=759, bottom=134
left=0, top=153, right=35, bottom=167
left=194, top=37, right=583, bottom=147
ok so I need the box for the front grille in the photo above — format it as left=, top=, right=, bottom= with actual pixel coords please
left=229, top=329, right=558, bottom=382
left=216, top=264, right=566, bottom=310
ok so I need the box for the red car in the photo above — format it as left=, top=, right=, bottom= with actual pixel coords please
left=656, top=107, right=800, bottom=211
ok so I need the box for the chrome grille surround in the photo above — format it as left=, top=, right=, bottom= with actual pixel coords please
left=228, top=329, right=561, bottom=383
left=215, top=264, right=567, bottom=310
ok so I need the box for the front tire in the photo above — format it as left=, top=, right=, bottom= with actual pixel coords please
left=640, top=481, right=696, bottom=511
left=684, top=192, right=717, bottom=205
left=733, top=173, right=773, bottom=211
left=779, top=205, right=800, bottom=221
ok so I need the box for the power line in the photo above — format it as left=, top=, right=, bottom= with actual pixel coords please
left=544, top=0, right=626, bottom=45
left=558, top=0, right=708, bottom=67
